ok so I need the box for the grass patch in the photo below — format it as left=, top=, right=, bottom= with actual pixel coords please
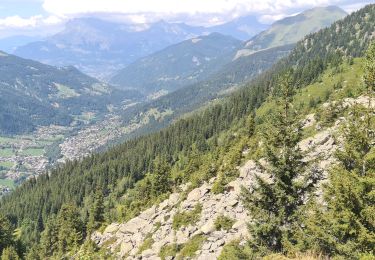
left=172, top=203, right=202, bottom=230
left=214, top=215, right=235, bottom=231
left=54, top=83, right=80, bottom=98
left=158, top=235, right=206, bottom=260
left=159, top=244, right=182, bottom=260
left=154, top=222, right=162, bottom=232
left=0, top=136, right=16, bottom=144
left=0, top=161, right=14, bottom=169
left=256, top=58, right=365, bottom=121
left=218, top=240, right=253, bottom=260
left=137, top=233, right=154, bottom=255
left=0, top=178, right=15, bottom=189
left=20, top=148, right=44, bottom=156
left=178, top=235, right=206, bottom=259
left=0, top=148, right=14, bottom=158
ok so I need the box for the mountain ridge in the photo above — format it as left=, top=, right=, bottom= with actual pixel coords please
left=110, top=32, right=242, bottom=95
left=0, top=51, right=141, bottom=135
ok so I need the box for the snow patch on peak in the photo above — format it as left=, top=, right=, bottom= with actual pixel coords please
left=233, top=49, right=254, bottom=61
left=191, top=38, right=202, bottom=44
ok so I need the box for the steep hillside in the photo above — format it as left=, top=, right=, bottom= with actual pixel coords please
left=236, top=6, right=347, bottom=58
left=110, top=33, right=242, bottom=95
left=0, top=51, right=141, bottom=135
left=0, top=4, right=374, bottom=260
left=114, top=6, right=350, bottom=138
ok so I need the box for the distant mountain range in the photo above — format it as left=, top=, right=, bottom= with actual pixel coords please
left=11, top=16, right=267, bottom=79
left=113, top=6, right=348, bottom=139
left=110, top=33, right=242, bottom=95
left=0, top=6, right=348, bottom=136
left=0, top=35, right=42, bottom=54
left=236, top=6, right=347, bottom=58
left=0, top=51, right=141, bottom=135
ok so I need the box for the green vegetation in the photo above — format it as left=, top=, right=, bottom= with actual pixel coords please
left=0, top=162, right=13, bottom=169
left=0, top=4, right=375, bottom=259
left=111, top=33, right=242, bottom=95
left=178, top=235, right=206, bottom=259
left=0, top=52, right=140, bottom=135
left=299, top=43, right=375, bottom=259
left=0, top=179, right=15, bottom=189
left=246, top=6, right=347, bottom=52
left=159, top=243, right=182, bottom=260
left=19, top=148, right=44, bottom=157
left=54, top=83, right=80, bottom=98
left=158, top=235, right=206, bottom=260
left=214, top=215, right=235, bottom=231
left=0, top=148, right=14, bottom=158
left=218, top=240, right=253, bottom=260
left=137, top=233, right=154, bottom=255
left=241, top=71, right=321, bottom=256
left=172, top=203, right=202, bottom=230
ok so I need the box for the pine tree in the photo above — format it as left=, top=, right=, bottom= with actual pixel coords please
left=241, top=71, right=321, bottom=256
left=151, top=156, right=172, bottom=197
left=87, top=188, right=105, bottom=234
left=364, top=42, right=375, bottom=96
left=39, top=217, right=58, bottom=257
left=308, top=43, right=375, bottom=258
left=56, top=204, right=83, bottom=255
left=0, top=215, right=14, bottom=256
left=246, top=113, right=256, bottom=137
left=1, top=246, right=19, bottom=260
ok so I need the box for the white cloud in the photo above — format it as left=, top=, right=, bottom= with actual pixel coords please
left=42, top=0, right=348, bottom=17
left=0, top=15, right=41, bottom=28
left=40, top=0, right=370, bottom=26
left=0, top=0, right=370, bottom=38
left=0, top=15, right=62, bottom=29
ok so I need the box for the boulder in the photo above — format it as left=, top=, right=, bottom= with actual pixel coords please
left=119, top=217, right=149, bottom=234
left=103, top=223, right=120, bottom=234
left=228, top=198, right=239, bottom=207
left=201, top=219, right=216, bottom=234
left=141, top=248, right=155, bottom=258
left=187, top=188, right=202, bottom=202
left=120, top=241, right=133, bottom=256
left=139, top=205, right=156, bottom=221
left=168, top=193, right=180, bottom=205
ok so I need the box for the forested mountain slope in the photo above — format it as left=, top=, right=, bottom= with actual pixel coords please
left=238, top=6, right=347, bottom=55
left=115, top=6, right=350, bottom=140
left=117, top=44, right=293, bottom=139
left=0, top=4, right=374, bottom=259
left=110, top=33, right=242, bottom=95
left=0, top=52, right=141, bottom=135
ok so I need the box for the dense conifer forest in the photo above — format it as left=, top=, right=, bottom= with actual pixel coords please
left=0, top=4, right=374, bottom=259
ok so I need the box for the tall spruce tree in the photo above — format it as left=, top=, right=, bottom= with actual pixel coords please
left=87, top=188, right=105, bottom=234
left=0, top=215, right=15, bottom=256
left=241, top=71, right=321, bottom=256
left=1, top=246, right=19, bottom=260
left=151, top=156, right=172, bottom=197
left=308, top=43, right=375, bottom=258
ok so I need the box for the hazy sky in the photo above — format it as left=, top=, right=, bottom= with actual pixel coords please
left=0, top=0, right=372, bottom=38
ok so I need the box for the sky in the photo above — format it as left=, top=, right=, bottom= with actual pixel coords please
left=0, top=0, right=372, bottom=38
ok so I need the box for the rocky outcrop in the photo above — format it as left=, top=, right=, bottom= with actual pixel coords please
left=91, top=106, right=360, bottom=259
left=92, top=161, right=262, bottom=259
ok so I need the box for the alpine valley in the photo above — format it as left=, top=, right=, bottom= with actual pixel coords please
left=0, top=3, right=374, bottom=260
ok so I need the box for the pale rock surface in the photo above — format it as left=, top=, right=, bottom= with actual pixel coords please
left=91, top=107, right=358, bottom=259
